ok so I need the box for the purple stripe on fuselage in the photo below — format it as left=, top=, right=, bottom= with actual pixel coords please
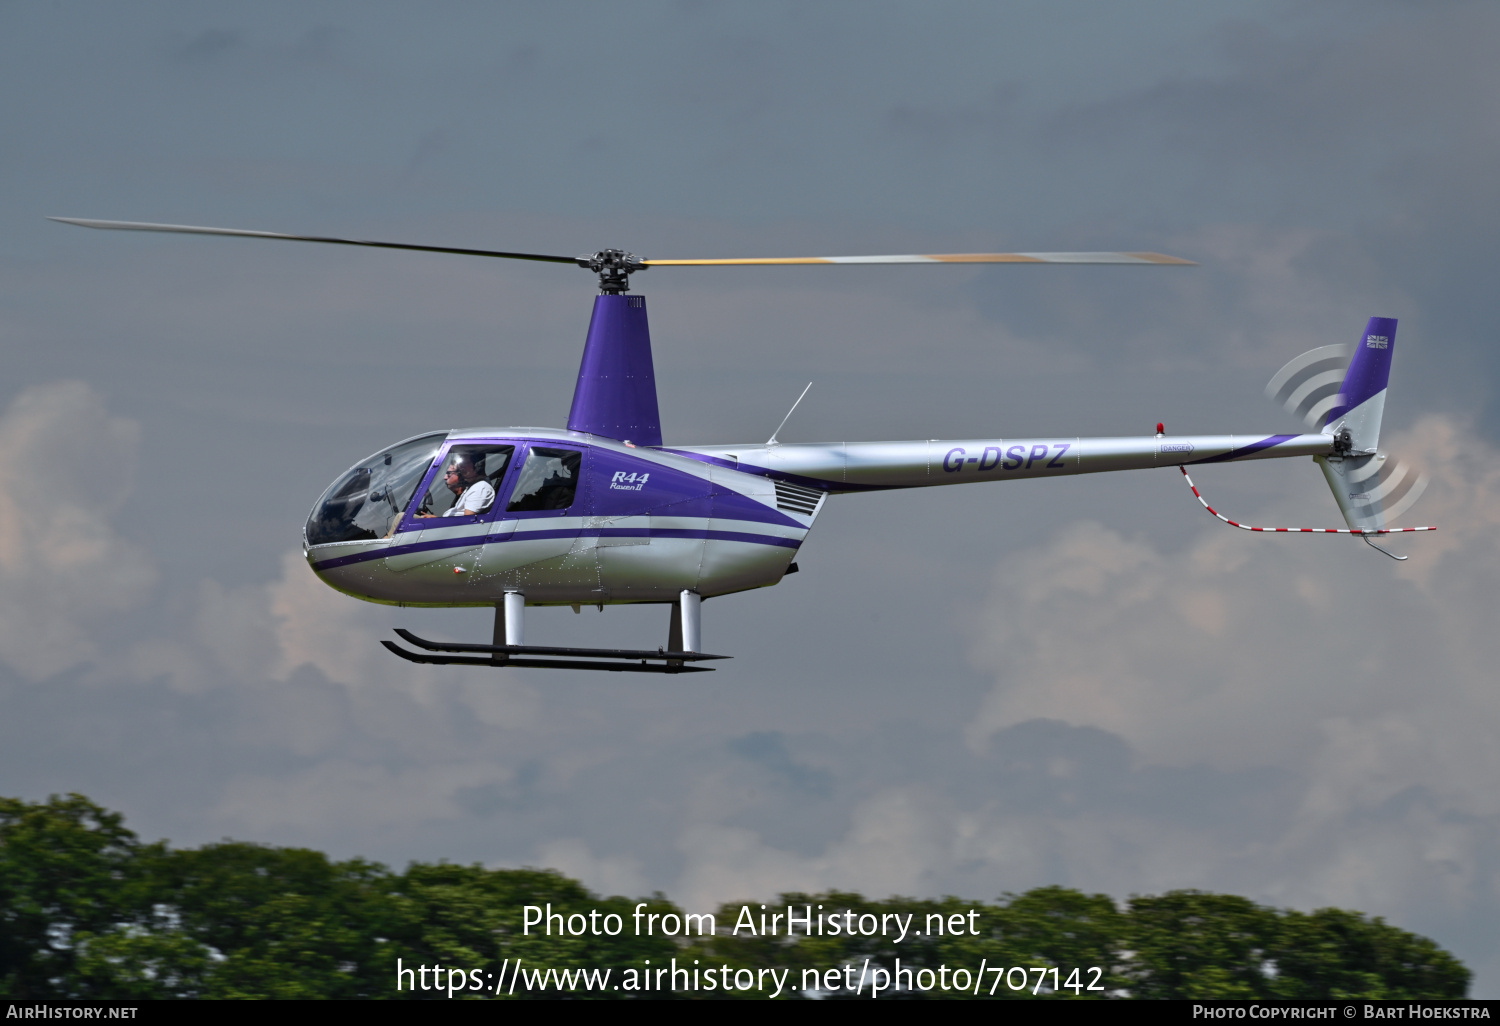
left=1189, top=434, right=1301, bottom=464
left=496, top=527, right=800, bottom=549
left=310, top=525, right=801, bottom=572
left=582, top=447, right=807, bottom=527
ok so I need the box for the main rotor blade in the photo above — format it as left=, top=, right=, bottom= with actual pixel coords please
left=48, top=218, right=581, bottom=265
left=641, top=251, right=1195, bottom=266
left=51, top=219, right=1196, bottom=271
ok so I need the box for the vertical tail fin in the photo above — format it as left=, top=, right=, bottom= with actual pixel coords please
left=1309, top=317, right=1426, bottom=532
left=1323, top=316, right=1396, bottom=454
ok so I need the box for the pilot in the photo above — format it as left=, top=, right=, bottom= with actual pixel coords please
left=417, top=454, right=495, bottom=517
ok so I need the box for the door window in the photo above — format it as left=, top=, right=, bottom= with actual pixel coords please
left=507, top=447, right=582, bottom=512
left=413, top=445, right=516, bottom=520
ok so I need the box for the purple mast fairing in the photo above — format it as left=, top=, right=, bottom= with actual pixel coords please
left=566, top=295, right=663, bottom=447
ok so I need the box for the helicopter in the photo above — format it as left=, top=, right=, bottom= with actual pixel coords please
left=51, top=217, right=1432, bottom=673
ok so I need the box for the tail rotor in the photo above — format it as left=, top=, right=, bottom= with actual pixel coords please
left=1265, top=344, right=1349, bottom=429
left=1234, top=319, right=1436, bottom=553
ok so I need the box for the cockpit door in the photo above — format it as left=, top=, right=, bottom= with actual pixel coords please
left=384, top=443, right=516, bottom=573
left=466, top=444, right=596, bottom=600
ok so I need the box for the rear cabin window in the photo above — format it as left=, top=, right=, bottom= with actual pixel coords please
left=507, top=447, right=582, bottom=512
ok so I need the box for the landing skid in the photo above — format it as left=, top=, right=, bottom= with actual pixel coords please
left=382, top=629, right=728, bottom=673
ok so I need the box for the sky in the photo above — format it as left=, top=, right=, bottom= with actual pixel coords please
left=4, top=0, right=1500, bottom=993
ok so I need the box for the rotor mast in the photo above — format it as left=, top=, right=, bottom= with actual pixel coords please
left=577, top=249, right=646, bottom=294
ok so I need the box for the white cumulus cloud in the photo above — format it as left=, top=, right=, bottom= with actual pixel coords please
left=0, top=382, right=156, bottom=679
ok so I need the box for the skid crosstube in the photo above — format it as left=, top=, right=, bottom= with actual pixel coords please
left=382, top=629, right=728, bottom=673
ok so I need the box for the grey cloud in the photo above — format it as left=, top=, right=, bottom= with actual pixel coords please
left=6, top=0, right=1500, bottom=996
left=1030, top=7, right=1500, bottom=205
left=728, top=730, right=834, bottom=798
left=166, top=28, right=244, bottom=64
left=453, top=761, right=547, bottom=817
left=959, top=414, right=1500, bottom=981
left=885, top=83, right=1025, bottom=145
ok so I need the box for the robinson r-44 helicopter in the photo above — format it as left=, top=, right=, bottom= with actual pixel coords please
left=53, top=217, right=1433, bottom=673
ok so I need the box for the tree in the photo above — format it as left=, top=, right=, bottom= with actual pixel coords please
left=1122, top=890, right=1279, bottom=999
left=698, top=888, right=1125, bottom=999
left=0, top=794, right=156, bottom=997
left=384, top=862, right=684, bottom=999
left=156, top=842, right=398, bottom=998
left=0, top=795, right=1475, bottom=999
left=1268, top=907, right=1469, bottom=999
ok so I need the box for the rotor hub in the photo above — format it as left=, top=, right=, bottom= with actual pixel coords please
left=577, top=249, right=646, bottom=294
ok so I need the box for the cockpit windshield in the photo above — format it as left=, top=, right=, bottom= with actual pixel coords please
left=306, top=433, right=445, bottom=546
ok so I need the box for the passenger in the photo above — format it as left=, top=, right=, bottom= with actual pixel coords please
left=417, top=455, right=495, bottom=517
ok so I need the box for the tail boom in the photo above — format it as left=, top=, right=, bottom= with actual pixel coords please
left=671, top=432, right=1335, bottom=493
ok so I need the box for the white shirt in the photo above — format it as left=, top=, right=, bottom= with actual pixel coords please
left=443, top=479, right=495, bottom=517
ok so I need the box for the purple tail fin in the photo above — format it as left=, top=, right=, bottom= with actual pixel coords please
left=1323, top=316, right=1396, bottom=448
left=566, top=294, right=663, bottom=446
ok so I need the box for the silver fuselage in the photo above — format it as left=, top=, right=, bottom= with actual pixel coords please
left=304, top=427, right=1332, bottom=608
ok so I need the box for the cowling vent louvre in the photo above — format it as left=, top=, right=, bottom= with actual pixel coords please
left=774, top=481, right=824, bottom=517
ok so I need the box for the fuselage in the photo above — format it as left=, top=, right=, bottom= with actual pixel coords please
left=304, top=427, right=1334, bottom=608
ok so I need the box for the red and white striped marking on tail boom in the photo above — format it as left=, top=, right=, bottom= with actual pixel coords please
left=1180, top=467, right=1436, bottom=535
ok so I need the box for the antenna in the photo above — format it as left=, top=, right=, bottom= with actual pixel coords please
left=766, top=382, right=813, bottom=447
